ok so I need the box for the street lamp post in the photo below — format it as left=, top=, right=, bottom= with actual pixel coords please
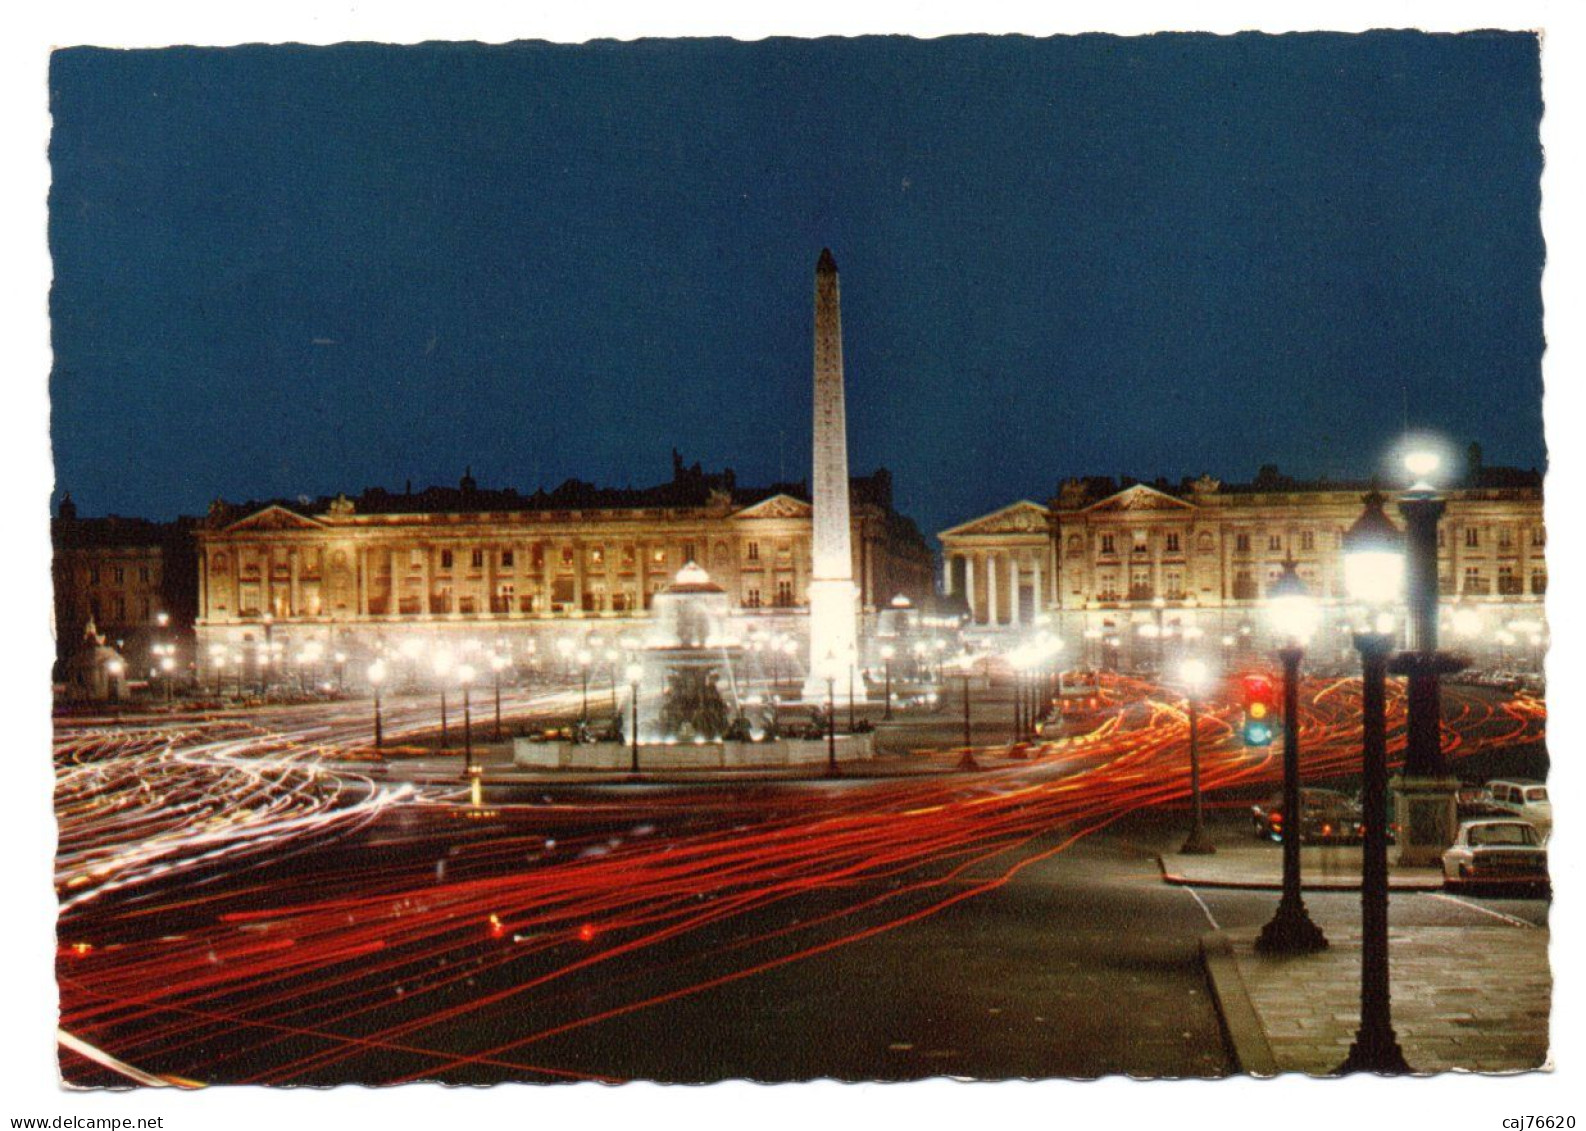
left=335, top=651, right=347, bottom=694
left=1153, top=595, right=1167, bottom=670
left=881, top=644, right=895, bottom=720
left=1339, top=628, right=1411, bottom=1075
left=1256, top=556, right=1328, bottom=954
left=958, top=659, right=979, bottom=771
left=578, top=649, right=592, bottom=726
left=459, top=664, right=476, bottom=778
left=433, top=649, right=452, bottom=749
left=261, top=613, right=274, bottom=695
left=1391, top=446, right=1466, bottom=867
left=825, top=665, right=839, bottom=778
left=627, top=661, right=643, bottom=777
left=1011, top=659, right=1024, bottom=742
left=491, top=653, right=507, bottom=741
left=368, top=660, right=386, bottom=752
left=1179, top=657, right=1215, bottom=855
left=1337, top=490, right=1411, bottom=1076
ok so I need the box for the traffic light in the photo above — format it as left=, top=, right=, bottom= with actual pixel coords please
left=1240, top=673, right=1277, bottom=746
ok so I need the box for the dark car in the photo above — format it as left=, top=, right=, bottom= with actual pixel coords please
left=1456, top=784, right=1512, bottom=821
left=1251, top=788, right=1364, bottom=844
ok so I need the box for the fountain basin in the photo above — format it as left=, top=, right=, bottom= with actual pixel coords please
left=513, top=734, right=874, bottom=771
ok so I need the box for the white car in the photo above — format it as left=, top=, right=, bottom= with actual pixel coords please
left=1441, top=819, right=1549, bottom=886
left=1484, top=779, right=1552, bottom=841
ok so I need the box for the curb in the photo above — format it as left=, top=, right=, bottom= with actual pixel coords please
left=1200, top=931, right=1280, bottom=1077
left=349, top=763, right=1009, bottom=786
left=1156, top=855, right=1445, bottom=893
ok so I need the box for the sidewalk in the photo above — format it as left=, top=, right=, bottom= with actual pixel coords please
left=1204, top=924, right=1551, bottom=1075
left=1161, top=840, right=1446, bottom=891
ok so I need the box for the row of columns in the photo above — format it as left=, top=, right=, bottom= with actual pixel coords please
left=945, top=548, right=1048, bottom=627
left=207, top=537, right=816, bottom=623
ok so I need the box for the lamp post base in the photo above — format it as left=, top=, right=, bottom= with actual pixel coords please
left=957, top=751, right=982, bottom=771
left=1336, top=1027, right=1411, bottom=1076
left=1391, top=774, right=1462, bottom=868
left=1179, top=828, right=1217, bottom=855
left=1255, top=900, right=1329, bottom=954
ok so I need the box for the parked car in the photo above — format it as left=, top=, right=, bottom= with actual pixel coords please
left=1441, top=819, right=1549, bottom=887
left=1250, top=788, right=1364, bottom=844
left=1483, top=779, right=1552, bottom=841
left=1456, top=784, right=1512, bottom=821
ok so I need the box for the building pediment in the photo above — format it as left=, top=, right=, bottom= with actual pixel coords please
left=732, top=494, right=813, bottom=521
left=1084, top=484, right=1196, bottom=513
left=939, top=500, right=1051, bottom=539
left=222, top=505, right=328, bottom=533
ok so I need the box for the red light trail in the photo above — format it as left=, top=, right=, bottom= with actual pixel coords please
left=54, top=678, right=1543, bottom=1085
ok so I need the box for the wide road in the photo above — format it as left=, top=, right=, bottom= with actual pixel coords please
left=53, top=676, right=1546, bottom=1085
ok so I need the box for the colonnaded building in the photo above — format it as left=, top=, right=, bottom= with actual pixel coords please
left=938, top=446, right=1545, bottom=669
left=188, top=455, right=933, bottom=684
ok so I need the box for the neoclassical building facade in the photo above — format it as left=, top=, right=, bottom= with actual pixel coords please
left=51, top=497, right=198, bottom=671
left=193, top=461, right=933, bottom=683
left=939, top=459, right=1545, bottom=665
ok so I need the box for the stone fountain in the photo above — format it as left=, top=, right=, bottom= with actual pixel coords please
left=514, top=563, right=874, bottom=771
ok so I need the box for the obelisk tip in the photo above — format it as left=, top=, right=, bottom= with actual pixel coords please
left=816, top=248, right=837, bottom=274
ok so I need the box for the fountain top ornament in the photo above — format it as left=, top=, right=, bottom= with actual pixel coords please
left=649, top=562, right=735, bottom=651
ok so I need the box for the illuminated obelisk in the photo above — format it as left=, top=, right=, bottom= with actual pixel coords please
left=802, top=248, right=863, bottom=706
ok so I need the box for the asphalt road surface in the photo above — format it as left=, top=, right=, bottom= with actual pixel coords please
left=54, top=676, right=1547, bottom=1085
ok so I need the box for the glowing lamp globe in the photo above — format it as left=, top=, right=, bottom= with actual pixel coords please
left=625, top=662, right=643, bottom=685
left=457, top=663, right=476, bottom=685
left=367, top=660, right=387, bottom=686
left=1266, top=558, right=1321, bottom=644
left=1180, top=657, right=1210, bottom=694
left=1343, top=491, right=1405, bottom=607
left=1404, top=448, right=1441, bottom=492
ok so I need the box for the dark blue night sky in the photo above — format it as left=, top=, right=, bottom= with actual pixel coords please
left=48, top=32, right=1544, bottom=542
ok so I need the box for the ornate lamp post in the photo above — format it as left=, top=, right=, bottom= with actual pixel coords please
left=490, top=652, right=508, bottom=740
left=1337, top=490, right=1411, bottom=1076
left=459, top=663, right=476, bottom=778
left=368, top=659, right=386, bottom=751
left=957, top=656, right=980, bottom=771
left=577, top=648, right=592, bottom=726
left=1256, top=556, right=1328, bottom=954
left=1179, top=657, right=1215, bottom=855
left=1152, top=595, right=1167, bottom=670
left=433, top=648, right=453, bottom=749
left=823, top=650, right=840, bottom=778
left=1390, top=445, right=1466, bottom=867
left=627, top=661, right=643, bottom=777
left=880, top=644, right=895, bottom=720
left=334, top=651, right=347, bottom=694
